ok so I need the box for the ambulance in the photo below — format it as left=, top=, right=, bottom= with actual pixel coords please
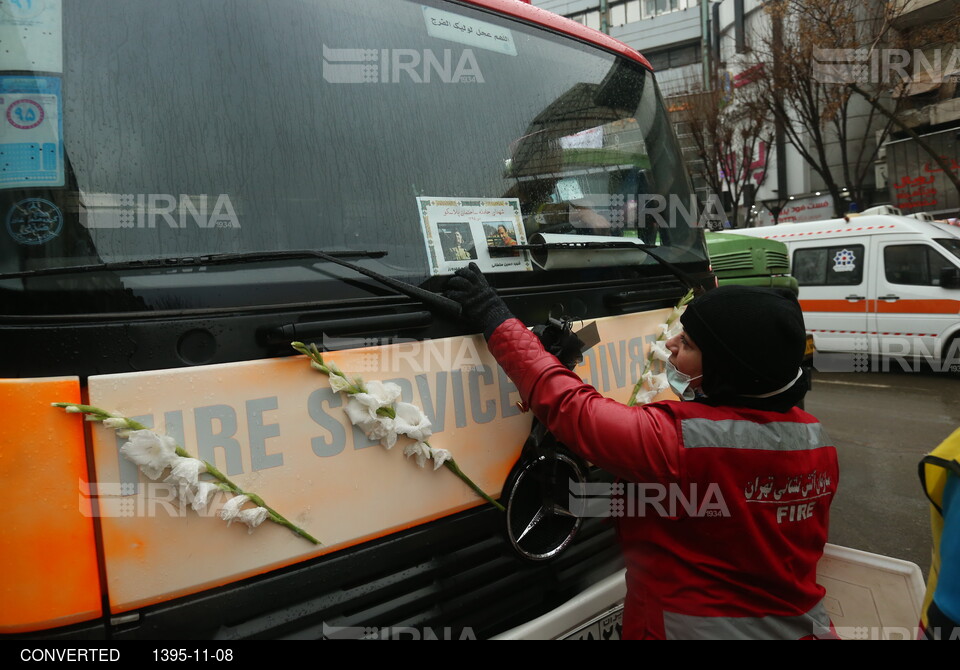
left=726, top=213, right=960, bottom=372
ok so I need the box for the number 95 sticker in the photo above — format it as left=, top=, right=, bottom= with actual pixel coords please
left=6, top=98, right=45, bottom=130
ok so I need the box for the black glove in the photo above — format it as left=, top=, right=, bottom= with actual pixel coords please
left=444, top=262, right=514, bottom=338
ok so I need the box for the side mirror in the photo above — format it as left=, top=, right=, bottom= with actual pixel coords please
left=940, top=266, right=960, bottom=289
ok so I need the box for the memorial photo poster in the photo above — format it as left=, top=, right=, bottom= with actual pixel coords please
left=417, top=197, right=532, bottom=275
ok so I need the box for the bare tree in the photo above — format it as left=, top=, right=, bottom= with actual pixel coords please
left=673, top=76, right=772, bottom=228
left=748, top=0, right=892, bottom=216
left=750, top=0, right=960, bottom=215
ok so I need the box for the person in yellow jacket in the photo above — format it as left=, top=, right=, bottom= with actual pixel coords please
left=919, top=426, right=960, bottom=640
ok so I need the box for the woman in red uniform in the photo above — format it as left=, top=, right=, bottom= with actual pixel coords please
left=446, top=264, right=839, bottom=640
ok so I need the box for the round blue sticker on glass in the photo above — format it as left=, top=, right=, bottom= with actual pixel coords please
left=6, top=198, right=63, bottom=245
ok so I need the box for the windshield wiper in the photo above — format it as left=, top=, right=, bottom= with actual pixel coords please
left=2, top=248, right=465, bottom=316
left=0, top=249, right=388, bottom=280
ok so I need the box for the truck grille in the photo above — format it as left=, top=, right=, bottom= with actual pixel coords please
left=103, top=485, right=623, bottom=640
left=710, top=249, right=789, bottom=275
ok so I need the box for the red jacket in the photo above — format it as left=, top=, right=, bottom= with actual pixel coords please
left=488, top=318, right=839, bottom=639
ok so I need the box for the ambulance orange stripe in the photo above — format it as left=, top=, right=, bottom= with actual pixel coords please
left=798, top=299, right=869, bottom=313
left=809, top=329, right=936, bottom=336
left=0, top=378, right=102, bottom=633
left=874, top=299, right=960, bottom=314
left=801, top=298, right=960, bottom=315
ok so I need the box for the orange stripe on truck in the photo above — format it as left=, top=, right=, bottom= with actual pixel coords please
left=0, top=378, right=102, bottom=633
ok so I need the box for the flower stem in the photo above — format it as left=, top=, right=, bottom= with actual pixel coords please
left=245, top=491, right=322, bottom=545
left=444, top=459, right=505, bottom=512
left=52, top=403, right=114, bottom=420
left=53, top=403, right=321, bottom=545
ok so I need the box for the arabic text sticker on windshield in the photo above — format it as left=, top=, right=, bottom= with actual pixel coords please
left=423, top=6, right=517, bottom=56
left=6, top=197, right=63, bottom=245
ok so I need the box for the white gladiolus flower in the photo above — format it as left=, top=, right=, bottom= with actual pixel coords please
left=404, top=442, right=432, bottom=469
left=237, top=507, right=269, bottom=532
left=657, top=316, right=684, bottom=340
left=393, top=402, right=433, bottom=442
left=328, top=374, right=354, bottom=394
left=165, top=457, right=207, bottom=489
left=665, top=314, right=684, bottom=338
left=120, top=430, right=179, bottom=480
left=343, top=381, right=402, bottom=423
left=343, top=380, right=407, bottom=448
left=650, top=339, right=672, bottom=362
left=343, top=397, right=375, bottom=427
left=648, top=372, right=669, bottom=393
left=430, top=448, right=452, bottom=471
left=651, top=372, right=670, bottom=391
left=633, top=390, right=656, bottom=405
left=366, top=380, right=402, bottom=404
left=366, top=416, right=398, bottom=449
left=633, top=372, right=670, bottom=406
left=344, top=400, right=397, bottom=446
left=185, top=481, right=220, bottom=513
left=647, top=372, right=663, bottom=390
left=220, top=494, right=251, bottom=524
left=56, top=402, right=320, bottom=544
left=165, top=458, right=208, bottom=504
left=220, top=495, right=268, bottom=533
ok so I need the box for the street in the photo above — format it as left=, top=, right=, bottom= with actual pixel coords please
left=805, top=369, right=960, bottom=577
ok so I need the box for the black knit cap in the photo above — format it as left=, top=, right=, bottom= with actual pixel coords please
left=679, top=285, right=808, bottom=412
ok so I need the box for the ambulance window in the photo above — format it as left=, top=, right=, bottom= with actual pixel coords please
left=793, top=245, right=864, bottom=286
left=884, top=244, right=953, bottom=286
left=936, top=238, right=960, bottom=262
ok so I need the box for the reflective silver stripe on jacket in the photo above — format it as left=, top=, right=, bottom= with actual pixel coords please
left=663, top=598, right=834, bottom=640
left=680, top=418, right=832, bottom=452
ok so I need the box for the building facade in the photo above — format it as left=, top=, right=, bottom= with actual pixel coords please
left=533, top=0, right=960, bottom=224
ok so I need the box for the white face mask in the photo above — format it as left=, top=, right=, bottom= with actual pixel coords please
left=666, top=361, right=703, bottom=401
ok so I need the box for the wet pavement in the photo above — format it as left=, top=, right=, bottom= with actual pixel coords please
left=805, top=368, right=960, bottom=578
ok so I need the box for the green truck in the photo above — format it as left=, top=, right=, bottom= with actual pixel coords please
left=705, top=229, right=812, bottom=393
left=704, top=230, right=799, bottom=295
